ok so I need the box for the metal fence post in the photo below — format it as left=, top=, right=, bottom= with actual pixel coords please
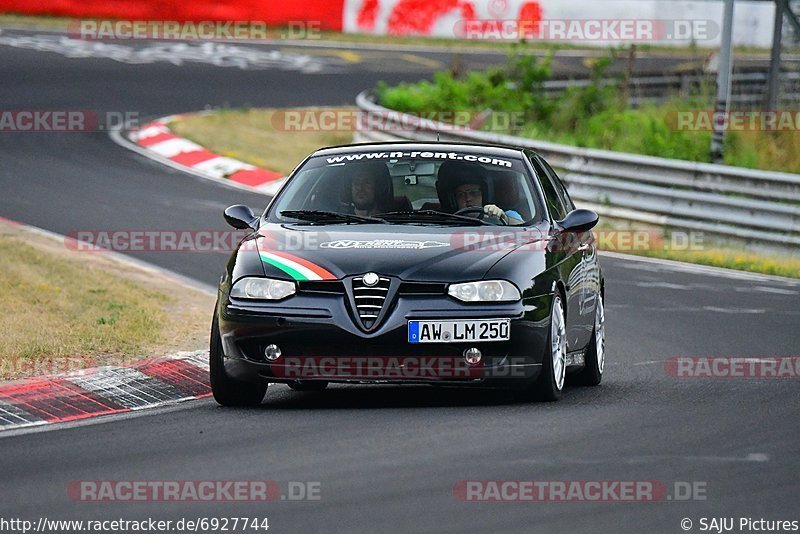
left=767, top=0, right=784, bottom=109
left=710, top=0, right=735, bottom=164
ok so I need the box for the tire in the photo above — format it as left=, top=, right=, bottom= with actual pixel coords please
left=209, top=316, right=267, bottom=406
left=520, top=294, right=566, bottom=402
left=288, top=381, right=329, bottom=392
left=571, top=293, right=605, bottom=387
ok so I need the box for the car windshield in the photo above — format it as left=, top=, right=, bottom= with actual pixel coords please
left=267, top=150, right=543, bottom=226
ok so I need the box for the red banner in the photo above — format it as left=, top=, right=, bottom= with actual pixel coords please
left=0, top=0, right=345, bottom=30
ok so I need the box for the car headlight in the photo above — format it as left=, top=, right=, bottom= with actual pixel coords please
left=230, top=277, right=296, bottom=300
left=448, top=280, right=520, bottom=302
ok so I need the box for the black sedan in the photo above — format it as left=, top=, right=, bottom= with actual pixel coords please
left=211, top=142, right=604, bottom=405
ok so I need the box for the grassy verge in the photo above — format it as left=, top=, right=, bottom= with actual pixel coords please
left=377, top=50, right=800, bottom=174
left=593, top=219, right=800, bottom=279
left=638, top=247, right=800, bottom=279
left=168, top=106, right=799, bottom=278
left=0, top=220, right=214, bottom=379
left=0, top=13, right=75, bottom=28
left=169, top=108, right=354, bottom=175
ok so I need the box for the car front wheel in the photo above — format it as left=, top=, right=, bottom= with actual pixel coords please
left=571, top=293, right=605, bottom=386
left=210, top=316, right=267, bottom=406
left=520, top=293, right=566, bottom=402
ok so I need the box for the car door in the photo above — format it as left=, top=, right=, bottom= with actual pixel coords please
left=529, top=153, right=596, bottom=352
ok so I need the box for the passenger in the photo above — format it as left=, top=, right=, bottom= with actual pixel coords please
left=437, top=161, right=523, bottom=225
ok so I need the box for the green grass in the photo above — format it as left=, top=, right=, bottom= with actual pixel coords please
left=0, top=226, right=214, bottom=379
left=0, top=235, right=165, bottom=361
left=591, top=219, right=800, bottom=278
left=377, top=50, right=800, bottom=174
left=170, top=108, right=354, bottom=175
left=636, top=247, right=800, bottom=279
left=0, top=13, right=75, bottom=27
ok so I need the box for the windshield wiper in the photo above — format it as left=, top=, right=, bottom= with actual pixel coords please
left=280, top=210, right=387, bottom=224
left=378, top=210, right=490, bottom=226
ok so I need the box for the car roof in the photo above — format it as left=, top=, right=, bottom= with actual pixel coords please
left=312, top=141, right=533, bottom=159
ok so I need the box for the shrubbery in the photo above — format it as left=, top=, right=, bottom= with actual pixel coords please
left=376, top=46, right=798, bottom=173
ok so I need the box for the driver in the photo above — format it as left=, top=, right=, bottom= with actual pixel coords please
left=346, top=161, right=393, bottom=216
left=437, top=161, right=524, bottom=225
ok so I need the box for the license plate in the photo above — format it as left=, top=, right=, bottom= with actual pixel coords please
left=408, top=319, right=510, bottom=344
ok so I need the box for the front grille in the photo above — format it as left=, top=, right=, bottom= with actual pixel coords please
left=398, top=282, right=447, bottom=295
left=352, top=275, right=391, bottom=328
left=297, top=280, right=345, bottom=294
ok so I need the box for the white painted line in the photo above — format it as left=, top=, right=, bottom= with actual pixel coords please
left=0, top=395, right=211, bottom=439
left=512, top=452, right=771, bottom=466
left=146, top=138, right=203, bottom=158
left=193, top=156, right=255, bottom=178
left=633, top=281, right=691, bottom=290
left=109, top=122, right=271, bottom=197
left=179, top=352, right=210, bottom=371
left=130, top=124, right=169, bottom=141
left=701, top=306, right=766, bottom=314
left=747, top=286, right=798, bottom=295
left=0, top=353, right=211, bottom=433
left=0, top=399, right=43, bottom=426
left=4, top=218, right=216, bottom=296
left=65, top=367, right=186, bottom=408
left=600, top=250, right=800, bottom=285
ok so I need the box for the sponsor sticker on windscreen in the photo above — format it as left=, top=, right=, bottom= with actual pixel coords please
left=408, top=319, right=510, bottom=343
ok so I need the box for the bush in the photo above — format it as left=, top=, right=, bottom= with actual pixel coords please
left=375, top=46, right=799, bottom=173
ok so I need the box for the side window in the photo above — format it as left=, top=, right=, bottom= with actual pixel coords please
left=529, top=154, right=568, bottom=221
left=537, top=156, right=575, bottom=212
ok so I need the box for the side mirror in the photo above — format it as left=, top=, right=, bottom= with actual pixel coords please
left=224, top=205, right=259, bottom=230
left=557, top=209, right=599, bottom=233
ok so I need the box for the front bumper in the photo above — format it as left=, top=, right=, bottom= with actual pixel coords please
left=216, top=291, right=553, bottom=389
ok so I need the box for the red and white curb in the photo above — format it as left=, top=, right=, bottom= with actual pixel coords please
left=0, top=217, right=217, bottom=433
left=115, top=113, right=286, bottom=196
left=0, top=351, right=211, bottom=431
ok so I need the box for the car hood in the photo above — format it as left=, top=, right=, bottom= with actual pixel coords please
left=251, top=224, right=548, bottom=282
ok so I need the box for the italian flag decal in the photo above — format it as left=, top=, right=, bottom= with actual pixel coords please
left=259, top=250, right=336, bottom=281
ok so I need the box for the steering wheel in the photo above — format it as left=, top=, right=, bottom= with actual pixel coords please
left=454, top=206, right=508, bottom=225
left=454, top=206, right=485, bottom=219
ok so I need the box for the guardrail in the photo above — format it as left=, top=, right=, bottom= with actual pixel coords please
left=542, top=71, right=800, bottom=108
left=353, top=90, right=800, bottom=248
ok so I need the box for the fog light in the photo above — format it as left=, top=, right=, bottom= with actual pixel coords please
left=264, top=344, right=282, bottom=361
left=463, top=347, right=482, bottom=365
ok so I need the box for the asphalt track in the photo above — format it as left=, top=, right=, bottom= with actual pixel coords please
left=1, top=29, right=799, bottom=533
